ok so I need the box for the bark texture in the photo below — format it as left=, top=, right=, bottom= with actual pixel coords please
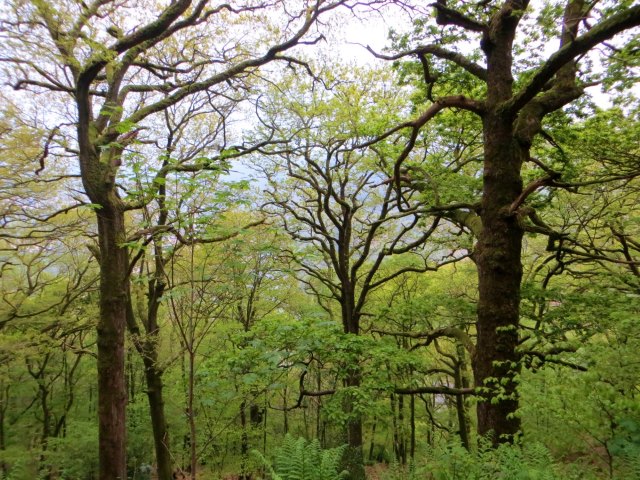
left=472, top=1, right=527, bottom=443
left=96, top=207, right=128, bottom=479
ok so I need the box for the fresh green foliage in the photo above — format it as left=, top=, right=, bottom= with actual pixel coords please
left=44, top=421, right=99, bottom=480
left=1, top=2, right=640, bottom=479
left=422, top=440, right=591, bottom=480
left=253, top=435, right=348, bottom=480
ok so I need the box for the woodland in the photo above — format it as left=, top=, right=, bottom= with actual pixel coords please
left=0, top=0, right=639, bottom=479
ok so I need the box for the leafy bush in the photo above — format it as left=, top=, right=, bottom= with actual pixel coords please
left=45, top=421, right=99, bottom=479
left=253, top=435, right=348, bottom=480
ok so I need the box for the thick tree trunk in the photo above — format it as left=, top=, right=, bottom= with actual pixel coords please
left=473, top=113, right=523, bottom=444
left=340, top=301, right=365, bottom=480
left=77, top=76, right=130, bottom=475
left=96, top=207, right=129, bottom=479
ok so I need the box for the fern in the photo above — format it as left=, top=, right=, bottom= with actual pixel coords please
left=253, top=435, right=347, bottom=480
left=251, top=450, right=283, bottom=480
left=425, top=439, right=567, bottom=480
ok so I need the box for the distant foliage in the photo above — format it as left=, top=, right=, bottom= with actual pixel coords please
left=253, top=435, right=348, bottom=480
left=43, top=421, right=99, bottom=480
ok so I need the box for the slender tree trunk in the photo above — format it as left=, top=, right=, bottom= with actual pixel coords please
left=145, top=360, right=173, bottom=480
left=454, top=367, right=470, bottom=450
left=188, top=351, right=197, bottom=480
left=391, top=393, right=407, bottom=464
left=390, top=393, right=398, bottom=460
left=127, top=350, right=135, bottom=402
left=240, top=401, right=249, bottom=480
left=0, top=384, right=6, bottom=477
left=368, top=417, right=377, bottom=462
left=263, top=397, right=268, bottom=454
left=455, top=345, right=471, bottom=450
left=398, top=394, right=406, bottom=464
left=37, top=375, right=51, bottom=480
left=409, top=395, right=415, bottom=461
left=283, top=387, right=289, bottom=434
left=316, top=370, right=322, bottom=440
left=127, top=277, right=173, bottom=480
left=423, top=395, right=434, bottom=447
left=0, top=409, right=5, bottom=478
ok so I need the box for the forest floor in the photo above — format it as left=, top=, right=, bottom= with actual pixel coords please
left=364, top=463, right=389, bottom=480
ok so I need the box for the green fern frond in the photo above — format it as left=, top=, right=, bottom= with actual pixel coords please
left=259, top=435, right=347, bottom=480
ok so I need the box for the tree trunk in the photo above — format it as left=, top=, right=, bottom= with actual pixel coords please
left=340, top=300, right=365, bottom=480
left=391, top=393, right=406, bottom=464
left=127, top=273, right=173, bottom=480
left=240, top=401, right=250, bottom=480
left=342, top=370, right=365, bottom=480
left=454, top=367, right=470, bottom=450
left=316, top=370, right=322, bottom=441
left=0, top=384, right=6, bottom=477
left=263, top=397, right=268, bottom=454
left=398, top=394, right=406, bottom=464
left=96, top=207, right=129, bottom=479
left=474, top=112, right=524, bottom=444
left=390, top=393, right=398, bottom=460
left=368, top=417, right=377, bottom=462
left=283, top=387, right=289, bottom=434
left=455, top=344, right=471, bottom=450
left=187, top=351, right=197, bottom=480
left=409, top=395, right=415, bottom=461
left=145, top=360, right=173, bottom=480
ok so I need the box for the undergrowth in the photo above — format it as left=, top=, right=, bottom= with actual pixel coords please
left=252, top=434, right=348, bottom=480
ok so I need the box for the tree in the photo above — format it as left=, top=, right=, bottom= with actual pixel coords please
left=368, top=0, right=640, bottom=443
left=260, top=68, right=468, bottom=478
left=1, top=0, right=363, bottom=476
left=370, top=267, right=478, bottom=453
left=220, top=225, right=290, bottom=479
left=123, top=90, right=247, bottom=479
